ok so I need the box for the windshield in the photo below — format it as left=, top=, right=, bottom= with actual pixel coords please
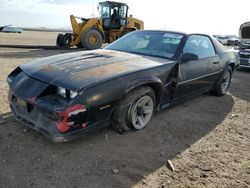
left=99, top=2, right=110, bottom=18
left=106, top=31, right=184, bottom=59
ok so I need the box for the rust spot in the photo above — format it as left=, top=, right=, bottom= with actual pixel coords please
left=99, top=49, right=123, bottom=56
left=71, top=62, right=133, bottom=81
left=40, top=64, right=57, bottom=71
left=53, top=53, right=113, bottom=70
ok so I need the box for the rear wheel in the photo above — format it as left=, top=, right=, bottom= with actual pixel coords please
left=111, top=86, right=155, bottom=133
left=81, top=29, right=103, bottom=50
left=56, top=34, right=64, bottom=47
left=212, top=66, right=232, bottom=96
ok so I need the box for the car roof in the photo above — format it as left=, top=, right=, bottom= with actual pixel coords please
left=136, top=30, right=216, bottom=38
left=136, top=30, right=188, bottom=36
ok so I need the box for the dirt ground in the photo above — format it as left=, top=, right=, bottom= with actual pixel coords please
left=0, top=31, right=249, bottom=188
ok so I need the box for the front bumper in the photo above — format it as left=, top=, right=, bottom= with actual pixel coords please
left=10, top=95, right=69, bottom=142
left=9, top=92, right=108, bottom=142
left=239, top=58, right=250, bottom=68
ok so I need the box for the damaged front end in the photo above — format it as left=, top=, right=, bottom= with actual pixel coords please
left=239, top=22, right=250, bottom=49
left=7, top=67, right=88, bottom=142
left=239, top=22, right=250, bottom=68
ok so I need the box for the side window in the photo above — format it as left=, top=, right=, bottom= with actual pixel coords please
left=183, top=35, right=216, bottom=59
left=119, top=5, right=127, bottom=18
left=119, top=5, right=128, bottom=26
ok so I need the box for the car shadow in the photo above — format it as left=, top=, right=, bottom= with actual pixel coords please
left=0, top=94, right=234, bottom=188
left=230, top=69, right=250, bottom=102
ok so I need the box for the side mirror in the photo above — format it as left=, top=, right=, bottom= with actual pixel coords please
left=181, top=53, right=199, bottom=62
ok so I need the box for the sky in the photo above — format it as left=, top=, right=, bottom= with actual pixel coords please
left=0, top=0, right=250, bottom=35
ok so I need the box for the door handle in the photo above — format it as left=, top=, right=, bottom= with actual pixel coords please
left=213, top=61, right=220, bottom=64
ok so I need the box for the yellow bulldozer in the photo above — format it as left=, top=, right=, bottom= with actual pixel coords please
left=57, top=1, right=144, bottom=50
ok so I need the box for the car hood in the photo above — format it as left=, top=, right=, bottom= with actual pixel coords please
left=20, top=49, right=169, bottom=91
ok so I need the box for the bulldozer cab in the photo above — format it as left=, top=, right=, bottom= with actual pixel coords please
left=99, top=1, right=128, bottom=29
left=57, top=1, right=143, bottom=49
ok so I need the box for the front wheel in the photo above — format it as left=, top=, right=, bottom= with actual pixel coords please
left=81, top=29, right=103, bottom=50
left=212, top=66, right=232, bottom=96
left=111, top=86, right=155, bottom=133
left=128, top=95, right=154, bottom=130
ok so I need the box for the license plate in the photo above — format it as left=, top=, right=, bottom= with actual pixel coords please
left=17, top=98, right=27, bottom=108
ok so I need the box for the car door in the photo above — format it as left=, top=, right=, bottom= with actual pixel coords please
left=174, top=35, right=221, bottom=100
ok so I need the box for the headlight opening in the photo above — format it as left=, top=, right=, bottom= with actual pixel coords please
left=57, top=86, right=78, bottom=99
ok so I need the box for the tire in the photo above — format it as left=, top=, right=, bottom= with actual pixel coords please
left=56, top=34, right=64, bottom=47
left=63, top=33, right=72, bottom=47
left=212, top=66, right=232, bottom=96
left=81, top=29, right=103, bottom=50
left=76, top=43, right=83, bottom=48
left=111, top=86, right=156, bottom=133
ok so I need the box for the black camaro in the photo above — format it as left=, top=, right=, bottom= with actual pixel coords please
left=7, top=30, right=238, bottom=142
